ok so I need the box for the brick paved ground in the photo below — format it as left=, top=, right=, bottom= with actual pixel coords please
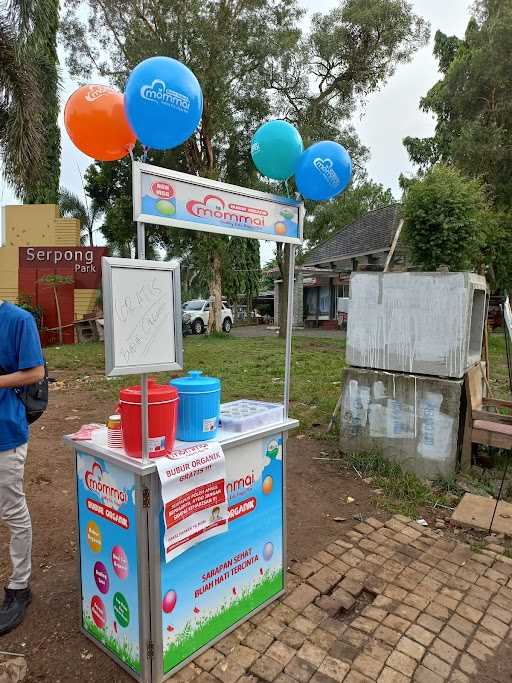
left=173, top=515, right=512, bottom=683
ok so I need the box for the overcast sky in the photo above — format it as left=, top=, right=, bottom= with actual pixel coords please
left=1, top=0, right=471, bottom=263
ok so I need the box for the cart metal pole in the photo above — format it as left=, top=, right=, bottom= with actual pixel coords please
left=137, top=221, right=150, bottom=464
left=283, top=243, right=296, bottom=420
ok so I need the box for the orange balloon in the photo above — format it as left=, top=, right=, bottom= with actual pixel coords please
left=64, top=84, right=136, bottom=161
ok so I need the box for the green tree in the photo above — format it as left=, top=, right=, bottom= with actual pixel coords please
left=59, top=187, right=101, bottom=246
left=0, top=0, right=58, bottom=199
left=24, top=0, right=60, bottom=204
left=223, top=239, right=261, bottom=317
left=403, top=2, right=512, bottom=212
left=401, top=166, right=487, bottom=273
left=402, top=1, right=512, bottom=291
left=306, top=179, right=395, bottom=249
left=63, top=0, right=428, bottom=333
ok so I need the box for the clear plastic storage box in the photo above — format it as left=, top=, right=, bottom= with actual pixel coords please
left=220, top=400, right=284, bottom=433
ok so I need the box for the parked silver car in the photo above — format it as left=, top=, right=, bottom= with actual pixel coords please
left=182, top=299, right=233, bottom=335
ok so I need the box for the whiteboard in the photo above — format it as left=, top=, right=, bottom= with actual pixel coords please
left=102, top=257, right=183, bottom=376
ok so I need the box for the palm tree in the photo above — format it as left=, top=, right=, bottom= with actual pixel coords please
left=0, top=0, right=60, bottom=201
left=0, top=15, right=44, bottom=197
left=59, top=188, right=101, bottom=246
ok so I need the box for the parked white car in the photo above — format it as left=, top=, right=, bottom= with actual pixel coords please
left=182, top=299, right=233, bottom=335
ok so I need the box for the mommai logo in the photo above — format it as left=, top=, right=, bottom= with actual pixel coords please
left=186, top=194, right=265, bottom=228
left=85, top=85, right=110, bottom=103
left=227, top=470, right=256, bottom=496
left=140, top=79, right=190, bottom=112
left=85, top=462, right=128, bottom=509
left=313, top=157, right=340, bottom=188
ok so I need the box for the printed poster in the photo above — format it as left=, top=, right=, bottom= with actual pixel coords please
left=159, top=435, right=284, bottom=674
left=135, top=163, right=302, bottom=244
left=156, top=441, right=229, bottom=562
left=76, top=452, right=140, bottom=672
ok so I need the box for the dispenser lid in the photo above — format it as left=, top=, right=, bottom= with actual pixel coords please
left=120, top=378, right=178, bottom=404
left=170, top=370, right=220, bottom=393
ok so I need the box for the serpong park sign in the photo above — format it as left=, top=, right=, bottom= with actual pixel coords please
left=19, top=246, right=107, bottom=288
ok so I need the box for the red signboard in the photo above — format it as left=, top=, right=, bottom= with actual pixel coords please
left=19, top=246, right=107, bottom=289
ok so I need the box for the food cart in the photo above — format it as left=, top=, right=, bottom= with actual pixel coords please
left=65, top=162, right=304, bottom=682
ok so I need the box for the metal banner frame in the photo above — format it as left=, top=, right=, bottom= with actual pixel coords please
left=132, top=162, right=305, bottom=245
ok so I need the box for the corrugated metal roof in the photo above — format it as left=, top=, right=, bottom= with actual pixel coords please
left=304, top=204, right=401, bottom=266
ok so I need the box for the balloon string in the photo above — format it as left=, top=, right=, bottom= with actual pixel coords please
left=284, top=179, right=291, bottom=198
left=142, top=146, right=148, bottom=163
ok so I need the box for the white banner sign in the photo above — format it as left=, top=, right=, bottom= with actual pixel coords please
left=156, top=441, right=228, bottom=562
left=133, top=162, right=304, bottom=244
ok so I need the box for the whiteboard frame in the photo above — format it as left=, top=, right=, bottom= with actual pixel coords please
left=102, top=257, right=183, bottom=377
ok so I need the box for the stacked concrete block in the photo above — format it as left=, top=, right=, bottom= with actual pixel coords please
left=346, top=272, right=487, bottom=378
left=341, top=272, right=487, bottom=477
left=340, top=367, right=463, bottom=478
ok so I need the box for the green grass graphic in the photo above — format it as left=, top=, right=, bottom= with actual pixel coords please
left=83, top=614, right=141, bottom=673
left=163, top=569, right=283, bottom=673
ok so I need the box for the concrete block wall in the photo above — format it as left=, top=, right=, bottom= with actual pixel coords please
left=340, top=366, right=463, bottom=478
left=347, top=272, right=487, bottom=379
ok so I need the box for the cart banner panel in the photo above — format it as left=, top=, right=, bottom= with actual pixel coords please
left=133, top=162, right=304, bottom=244
left=159, top=435, right=284, bottom=674
left=76, top=452, right=141, bottom=673
left=156, top=441, right=228, bottom=562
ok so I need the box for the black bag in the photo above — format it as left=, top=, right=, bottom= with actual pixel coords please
left=0, top=362, right=49, bottom=424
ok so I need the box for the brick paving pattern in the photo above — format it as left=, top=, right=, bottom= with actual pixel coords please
left=173, top=515, right=512, bottom=682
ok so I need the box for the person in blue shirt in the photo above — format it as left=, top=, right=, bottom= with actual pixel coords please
left=0, top=300, right=44, bottom=635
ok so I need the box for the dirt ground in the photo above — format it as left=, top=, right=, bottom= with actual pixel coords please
left=1, top=375, right=511, bottom=682
left=0, top=376, right=377, bottom=683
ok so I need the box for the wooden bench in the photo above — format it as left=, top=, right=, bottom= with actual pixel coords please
left=461, top=364, right=512, bottom=468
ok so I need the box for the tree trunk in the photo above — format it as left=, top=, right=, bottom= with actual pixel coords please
left=279, top=245, right=290, bottom=339
left=53, top=286, right=63, bottom=345
left=208, top=250, right=223, bottom=333
left=88, top=223, right=94, bottom=246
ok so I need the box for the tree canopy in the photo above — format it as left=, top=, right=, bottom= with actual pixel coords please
left=0, top=0, right=60, bottom=201
left=63, top=0, right=429, bottom=329
left=402, top=0, right=512, bottom=291
left=402, top=165, right=487, bottom=273
left=403, top=1, right=512, bottom=212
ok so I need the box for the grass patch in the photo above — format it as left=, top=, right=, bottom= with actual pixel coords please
left=163, top=569, right=283, bottom=672
left=487, top=332, right=510, bottom=400
left=345, top=451, right=460, bottom=518
left=45, top=335, right=346, bottom=434
left=83, top=615, right=140, bottom=672
left=345, top=451, right=432, bottom=518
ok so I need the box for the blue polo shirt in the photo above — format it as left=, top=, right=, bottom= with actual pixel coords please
left=0, top=302, right=44, bottom=451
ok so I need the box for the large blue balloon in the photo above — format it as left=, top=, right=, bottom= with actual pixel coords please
left=251, top=120, right=303, bottom=181
left=124, top=56, right=203, bottom=150
left=295, top=141, right=352, bottom=201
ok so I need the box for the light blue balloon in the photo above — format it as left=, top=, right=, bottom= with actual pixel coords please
left=295, top=141, right=352, bottom=201
left=124, top=56, right=203, bottom=150
left=251, top=120, right=303, bottom=181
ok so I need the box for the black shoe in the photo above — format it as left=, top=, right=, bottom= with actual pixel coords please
left=0, top=587, right=32, bottom=636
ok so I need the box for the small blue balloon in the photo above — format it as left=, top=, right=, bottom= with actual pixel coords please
left=295, top=141, right=352, bottom=201
left=251, top=120, right=303, bottom=181
left=124, top=56, right=203, bottom=150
